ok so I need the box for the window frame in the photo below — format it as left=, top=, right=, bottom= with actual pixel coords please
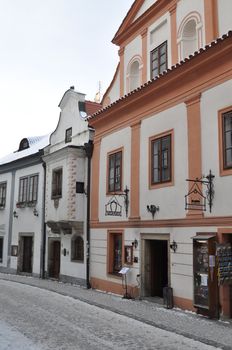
left=218, top=106, right=232, bottom=176
left=150, top=41, right=167, bottom=79
left=18, top=174, right=39, bottom=206
left=0, top=182, right=7, bottom=209
left=28, top=174, right=39, bottom=204
left=51, top=168, right=63, bottom=199
left=149, top=130, right=174, bottom=189
left=0, top=237, right=3, bottom=263
left=71, top=235, right=84, bottom=262
left=107, top=148, right=123, bottom=194
left=107, top=230, right=124, bottom=276
left=65, top=127, right=72, bottom=143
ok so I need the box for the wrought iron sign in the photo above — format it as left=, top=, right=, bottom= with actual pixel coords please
left=185, top=170, right=215, bottom=213
left=105, top=187, right=129, bottom=217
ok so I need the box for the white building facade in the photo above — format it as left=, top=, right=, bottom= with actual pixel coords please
left=89, top=0, right=232, bottom=319
left=43, top=87, right=99, bottom=285
left=0, top=135, right=49, bottom=276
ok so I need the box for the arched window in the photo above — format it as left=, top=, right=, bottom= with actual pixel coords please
left=126, top=56, right=142, bottom=93
left=18, top=138, right=29, bottom=151
left=71, top=236, right=84, bottom=262
left=177, top=12, right=203, bottom=61
left=182, top=19, right=197, bottom=58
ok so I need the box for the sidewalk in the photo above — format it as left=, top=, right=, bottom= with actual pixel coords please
left=0, top=272, right=231, bottom=350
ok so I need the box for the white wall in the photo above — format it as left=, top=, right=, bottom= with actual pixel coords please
left=107, top=69, right=120, bottom=105
left=217, top=0, right=232, bottom=37
left=98, top=127, right=131, bottom=222
left=140, top=103, right=188, bottom=220
left=201, top=79, right=232, bottom=217
left=133, top=0, right=158, bottom=22
left=0, top=172, right=12, bottom=267
left=11, top=163, right=44, bottom=274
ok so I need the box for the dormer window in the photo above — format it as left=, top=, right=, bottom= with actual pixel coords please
left=65, top=127, right=72, bottom=143
left=18, top=138, right=29, bottom=151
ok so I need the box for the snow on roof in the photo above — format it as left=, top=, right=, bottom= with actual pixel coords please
left=0, top=134, right=50, bottom=166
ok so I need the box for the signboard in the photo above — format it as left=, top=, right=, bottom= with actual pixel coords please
left=119, top=267, right=130, bottom=275
left=105, top=196, right=122, bottom=217
left=216, top=243, right=232, bottom=285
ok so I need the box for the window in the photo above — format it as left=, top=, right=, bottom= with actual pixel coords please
left=65, top=127, right=72, bottom=143
left=222, top=110, right=232, bottom=169
left=28, top=175, right=39, bottom=203
left=151, top=41, right=167, bottom=79
left=151, top=133, right=171, bottom=185
left=108, top=151, right=122, bottom=192
left=0, top=237, right=3, bottom=263
left=108, top=232, right=122, bottom=274
left=18, top=177, right=28, bottom=204
left=0, top=182, right=7, bottom=208
left=18, top=174, right=38, bottom=205
left=52, top=168, right=62, bottom=198
left=71, top=236, right=84, bottom=262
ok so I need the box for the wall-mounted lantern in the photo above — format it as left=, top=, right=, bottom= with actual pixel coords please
left=132, top=239, right=138, bottom=249
left=170, top=240, right=178, bottom=253
left=13, top=210, right=18, bottom=219
left=33, top=208, right=39, bottom=217
left=147, top=204, right=159, bottom=219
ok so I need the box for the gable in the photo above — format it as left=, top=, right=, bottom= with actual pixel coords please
left=133, top=0, right=157, bottom=22
left=112, top=0, right=172, bottom=46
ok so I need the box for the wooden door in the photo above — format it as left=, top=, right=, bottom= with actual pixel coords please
left=51, top=241, right=60, bottom=279
left=22, top=236, right=33, bottom=273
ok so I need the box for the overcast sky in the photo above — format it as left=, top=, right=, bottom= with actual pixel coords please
left=0, top=0, right=134, bottom=158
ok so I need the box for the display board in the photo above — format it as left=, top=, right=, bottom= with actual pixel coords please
left=216, top=243, right=232, bottom=285
left=193, top=240, right=209, bottom=308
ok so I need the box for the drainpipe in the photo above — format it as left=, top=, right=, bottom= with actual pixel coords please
left=84, top=132, right=94, bottom=289
left=7, top=170, right=16, bottom=270
left=40, top=161, right=46, bottom=279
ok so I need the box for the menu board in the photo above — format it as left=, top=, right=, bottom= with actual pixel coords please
left=193, top=241, right=209, bottom=308
left=216, top=243, right=232, bottom=285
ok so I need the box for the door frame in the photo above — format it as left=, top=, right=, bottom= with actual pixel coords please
left=47, top=237, right=61, bottom=279
left=140, top=233, right=170, bottom=298
left=17, top=233, right=34, bottom=274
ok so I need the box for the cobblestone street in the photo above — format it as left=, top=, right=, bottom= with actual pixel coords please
left=0, top=274, right=231, bottom=349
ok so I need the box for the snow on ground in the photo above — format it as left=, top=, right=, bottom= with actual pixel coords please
left=0, top=320, right=43, bottom=350
left=0, top=280, right=222, bottom=350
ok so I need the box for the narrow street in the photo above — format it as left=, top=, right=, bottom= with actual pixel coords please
left=0, top=279, right=222, bottom=350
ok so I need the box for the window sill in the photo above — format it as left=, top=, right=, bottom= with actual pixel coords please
left=51, top=196, right=62, bottom=200
left=149, top=180, right=174, bottom=190
left=219, top=167, right=232, bottom=177
left=16, top=202, right=27, bottom=208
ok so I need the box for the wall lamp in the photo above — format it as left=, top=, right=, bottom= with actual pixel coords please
left=170, top=240, right=178, bottom=253
left=147, top=204, right=159, bottom=219
left=33, top=208, right=39, bottom=217
left=132, top=239, right=138, bottom=249
left=13, top=210, right=18, bottom=218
